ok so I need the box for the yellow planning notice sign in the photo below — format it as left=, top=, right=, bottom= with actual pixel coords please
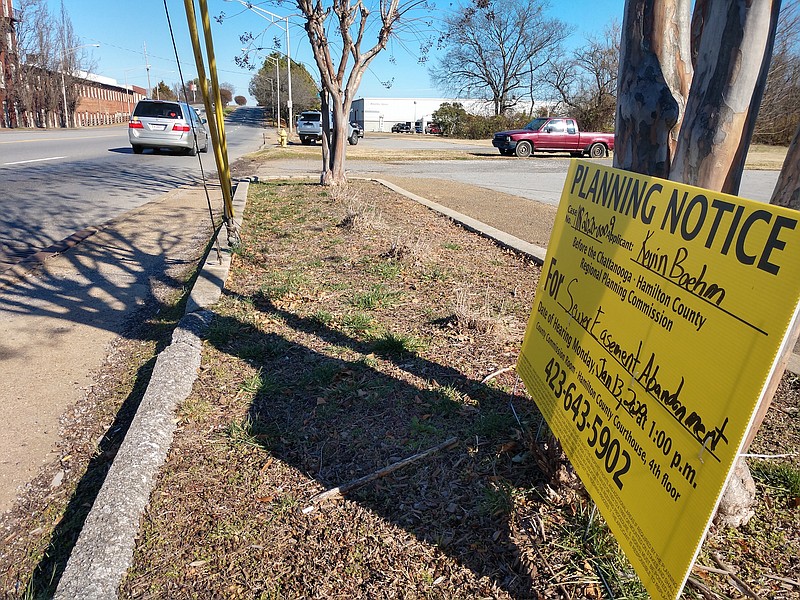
left=517, top=160, right=800, bottom=600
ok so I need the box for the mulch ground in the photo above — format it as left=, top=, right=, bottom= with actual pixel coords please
left=115, top=180, right=798, bottom=599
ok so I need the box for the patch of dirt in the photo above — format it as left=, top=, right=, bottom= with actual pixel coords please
left=119, top=181, right=798, bottom=599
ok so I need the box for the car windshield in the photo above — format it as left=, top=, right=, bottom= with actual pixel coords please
left=523, top=117, right=549, bottom=131
left=301, top=113, right=321, bottom=122
left=134, top=102, right=184, bottom=119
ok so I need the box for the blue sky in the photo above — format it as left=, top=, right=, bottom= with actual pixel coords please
left=47, top=0, right=625, bottom=103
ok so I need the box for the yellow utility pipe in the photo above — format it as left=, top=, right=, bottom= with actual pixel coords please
left=198, top=0, right=231, bottom=179
left=183, top=0, right=234, bottom=222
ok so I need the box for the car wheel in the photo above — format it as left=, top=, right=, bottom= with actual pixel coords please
left=589, top=143, right=606, bottom=158
left=301, top=136, right=311, bottom=145
left=132, top=145, right=143, bottom=154
left=515, top=141, right=533, bottom=158
left=349, top=132, right=358, bottom=145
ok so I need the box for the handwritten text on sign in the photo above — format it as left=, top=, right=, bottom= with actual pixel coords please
left=518, top=160, right=800, bottom=600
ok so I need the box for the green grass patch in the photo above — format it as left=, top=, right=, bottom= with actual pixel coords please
left=349, top=284, right=402, bottom=310
left=371, top=331, right=424, bottom=357
left=471, top=412, right=516, bottom=439
left=750, top=460, right=800, bottom=497
left=259, top=271, right=308, bottom=300
left=342, top=312, right=374, bottom=335
left=223, top=414, right=275, bottom=449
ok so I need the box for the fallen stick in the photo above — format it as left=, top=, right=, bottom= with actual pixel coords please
left=712, top=552, right=762, bottom=600
left=764, top=574, right=800, bottom=588
left=693, top=564, right=732, bottom=576
left=686, top=576, right=716, bottom=600
left=305, top=437, right=459, bottom=508
left=481, top=366, right=514, bottom=384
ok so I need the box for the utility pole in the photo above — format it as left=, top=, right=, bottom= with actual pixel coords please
left=285, top=16, right=293, bottom=134
left=228, top=2, right=294, bottom=134
left=143, top=42, right=152, bottom=98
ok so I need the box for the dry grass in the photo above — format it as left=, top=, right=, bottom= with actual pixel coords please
left=745, top=144, right=789, bottom=170
left=115, top=180, right=798, bottom=600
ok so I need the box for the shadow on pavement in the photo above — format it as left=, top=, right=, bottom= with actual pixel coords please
left=0, top=191, right=218, bottom=596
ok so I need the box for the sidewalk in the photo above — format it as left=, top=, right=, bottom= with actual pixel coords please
left=0, top=185, right=221, bottom=514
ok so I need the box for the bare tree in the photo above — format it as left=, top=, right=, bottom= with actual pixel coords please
left=434, top=0, right=571, bottom=116
left=771, top=123, right=800, bottom=208
left=234, top=0, right=429, bottom=185
left=671, top=0, right=780, bottom=194
left=57, top=0, right=92, bottom=128
left=615, top=0, right=693, bottom=177
left=13, top=0, right=60, bottom=127
left=219, top=81, right=234, bottom=107
left=296, top=0, right=431, bottom=184
left=754, top=0, right=800, bottom=145
left=10, top=0, right=91, bottom=128
left=544, top=22, right=620, bottom=132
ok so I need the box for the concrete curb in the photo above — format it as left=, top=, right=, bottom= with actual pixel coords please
left=53, top=181, right=249, bottom=600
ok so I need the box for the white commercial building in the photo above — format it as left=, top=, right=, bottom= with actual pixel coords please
left=351, top=97, right=510, bottom=132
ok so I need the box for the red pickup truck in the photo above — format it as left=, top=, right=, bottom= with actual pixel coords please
left=492, top=117, right=614, bottom=158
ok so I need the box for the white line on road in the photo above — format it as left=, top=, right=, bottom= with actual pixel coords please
left=0, top=134, right=121, bottom=145
left=3, top=156, right=66, bottom=166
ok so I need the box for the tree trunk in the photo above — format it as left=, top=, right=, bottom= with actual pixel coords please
left=615, top=0, right=693, bottom=177
left=615, top=0, right=784, bottom=530
left=668, top=0, right=781, bottom=528
left=770, top=122, right=800, bottom=208
left=713, top=457, right=757, bottom=528
left=669, top=0, right=781, bottom=194
left=325, top=99, right=349, bottom=186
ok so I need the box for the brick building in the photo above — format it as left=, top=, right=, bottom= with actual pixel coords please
left=71, top=71, right=146, bottom=127
left=0, top=0, right=20, bottom=127
left=0, top=0, right=147, bottom=129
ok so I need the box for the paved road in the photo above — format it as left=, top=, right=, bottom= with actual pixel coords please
left=284, top=132, right=782, bottom=206
left=0, top=106, right=266, bottom=269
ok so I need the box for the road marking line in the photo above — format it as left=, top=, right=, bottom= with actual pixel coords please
left=0, top=134, right=121, bottom=144
left=3, top=156, right=66, bottom=165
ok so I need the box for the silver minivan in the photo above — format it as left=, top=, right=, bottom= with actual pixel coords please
left=128, top=99, right=209, bottom=155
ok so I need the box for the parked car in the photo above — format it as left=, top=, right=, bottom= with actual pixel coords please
left=492, top=117, right=614, bottom=158
left=128, top=99, right=209, bottom=155
left=351, top=122, right=364, bottom=138
left=391, top=122, right=412, bottom=133
left=297, top=111, right=359, bottom=145
left=425, top=123, right=442, bottom=135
